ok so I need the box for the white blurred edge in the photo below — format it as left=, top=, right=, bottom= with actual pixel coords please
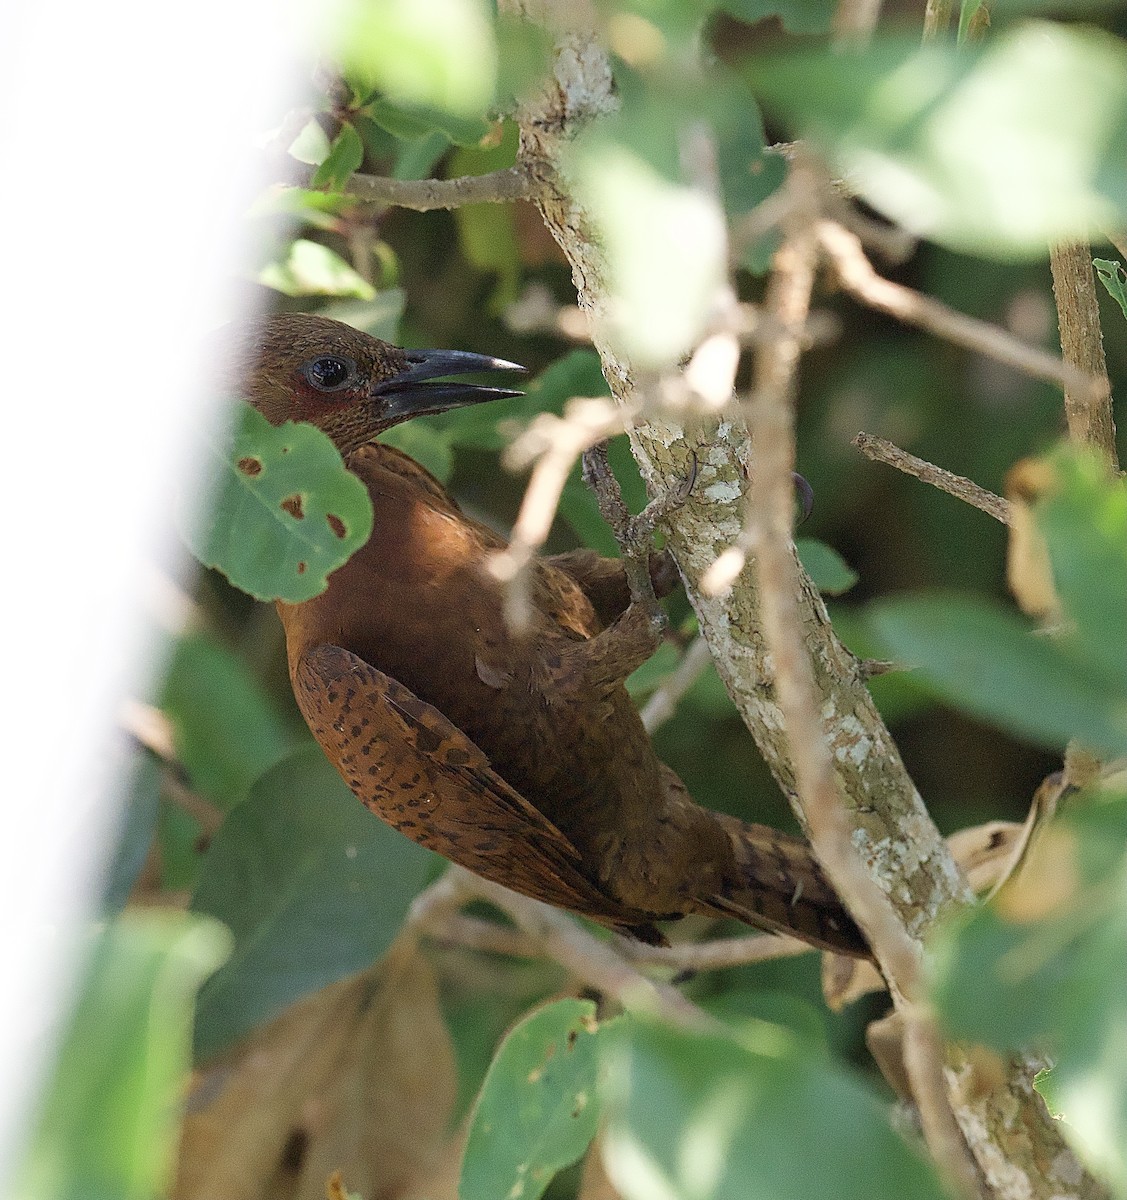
left=0, top=0, right=340, bottom=1185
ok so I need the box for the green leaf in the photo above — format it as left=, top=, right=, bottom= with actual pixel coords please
left=868, top=594, right=1127, bottom=757
left=102, top=751, right=163, bottom=912
left=288, top=118, right=331, bottom=166
left=455, top=203, right=522, bottom=309
left=394, top=129, right=452, bottom=179
left=181, top=403, right=374, bottom=603
left=494, top=16, right=555, bottom=105
left=1032, top=447, right=1127, bottom=693
left=626, top=640, right=682, bottom=698
left=337, top=0, right=497, bottom=119
left=318, top=288, right=407, bottom=344
left=190, top=748, right=434, bottom=1059
left=600, top=1015, right=945, bottom=1200
left=159, top=800, right=205, bottom=893
left=247, top=185, right=349, bottom=229
left=956, top=0, right=984, bottom=43
left=159, top=631, right=296, bottom=809
left=17, top=913, right=230, bottom=1200
left=1094, top=258, right=1127, bottom=321
left=460, top=999, right=604, bottom=1200
left=930, top=790, right=1127, bottom=1195
left=449, top=123, right=522, bottom=310
left=311, top=122, right=365, bottom=190
left=700, top=990, right=830, bottom=1055
left=258, top=239, right=376, bottom=299
left=367, top=97, right=491, bottom=147
left=572, top=135, right=726, bottom=366
left=796, top=538, right=858, bottom=596
left=752, top=25, right=1127, bottom=257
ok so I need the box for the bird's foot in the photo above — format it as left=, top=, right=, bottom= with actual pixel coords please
left=631, top=449, right=699, bottom=544
left=581, top=443, right=696, bottom=620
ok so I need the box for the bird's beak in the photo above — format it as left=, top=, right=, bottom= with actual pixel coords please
left=373, top=348, right=525, bottom=421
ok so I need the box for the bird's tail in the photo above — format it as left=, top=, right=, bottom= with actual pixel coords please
left=706, top=812, right=871, bottom=958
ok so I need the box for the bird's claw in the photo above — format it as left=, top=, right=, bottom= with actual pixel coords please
left=582, top=442, right=667, bottom=617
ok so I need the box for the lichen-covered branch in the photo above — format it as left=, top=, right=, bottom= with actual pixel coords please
left=507, top=0, right=966, bottom=948
left=501, top=4, right=1104, bottom=1196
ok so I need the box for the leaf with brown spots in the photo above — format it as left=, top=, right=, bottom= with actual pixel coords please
left=180, top=402, right=373, bottom=603
left=460, top=999, right=604, bottom=1200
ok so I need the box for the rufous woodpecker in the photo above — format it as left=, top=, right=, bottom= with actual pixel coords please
left=229, top=312, right=867, bottom=956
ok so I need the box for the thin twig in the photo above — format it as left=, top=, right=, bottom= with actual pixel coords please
left=829, top=197, right=916, bottom=264
left=427, top=910, right=814, bottom=970
left=748, top=164, right=985, bottom=1200
left=622, top=931, right=812, bottom=969
left=1049, top=242, right=1119, bottom=469
left=1103, top=230, right=1127, bottom=263
left=640, top=636, right=715, bottom=733
left=119, top=699, right=225, bottom=836
left=440, top=869, right=707, bottom=1025
left=293, top=164, right=532, bottom=211
left=853, top=432, right=1014, bottom=526
left=490, top=398, right=625, bottom=630
left=819, top=220, right=1106, bottom=402
left=425, top=913, right=544, bottom=959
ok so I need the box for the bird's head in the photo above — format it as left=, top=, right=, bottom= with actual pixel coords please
left=229, top=312, right=524, bottom=454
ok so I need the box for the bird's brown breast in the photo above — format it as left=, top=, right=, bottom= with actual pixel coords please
left=276, top=442, right=664, bottom=861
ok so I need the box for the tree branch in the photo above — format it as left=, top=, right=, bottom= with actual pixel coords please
left=744, top=162, right=984, bottom=1200
left=819, top=220, right=1106, bottom=401
left=294, top=164, right=532, bottom=211
left=853, top=432, right=1014, bottom=526
left=1049, top=242, right=1119, bottom=468
left=416, top=868, right=708, bottom=1025
left=640, top=636, right=713, bottom=733
left=500, top=5, right=1102, bottom=1195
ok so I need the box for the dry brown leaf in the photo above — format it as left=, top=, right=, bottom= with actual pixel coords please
left=1005, top=457, right=1061, bottom=621
left=946, top=820, right=1023, bottom=895
left=822, top=820, right=1024, bottom=1010
left=174, top=939, right=457, bottom=1200
left=576, top=1135, right=622, bottom=1200
left=293, top=942, right=457, bottom=1200
left=821, top=950, right=882, bottom=1012
left=993, top=824, right=1081, bottom=924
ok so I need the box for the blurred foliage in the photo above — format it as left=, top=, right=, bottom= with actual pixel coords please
left=931, top=784, right=1127, bottom=1193
left=190, top=748, right=435, bottom=1059
left=600, top=1011, right=946, bottom=1200
left=870, top=447, right=1127, bottom=758
left=17, top=914, right=230, bottom=1200
left=34, top=0, right=1127, bottom=1198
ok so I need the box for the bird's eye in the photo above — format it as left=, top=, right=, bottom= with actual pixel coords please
left=302, top=356, right=354, bottom=393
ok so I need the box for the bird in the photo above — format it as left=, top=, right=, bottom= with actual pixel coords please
left=229, top=311, right=868, bottom=957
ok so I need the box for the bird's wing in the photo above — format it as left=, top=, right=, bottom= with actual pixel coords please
left=292, top=642, right=649, bottom=923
